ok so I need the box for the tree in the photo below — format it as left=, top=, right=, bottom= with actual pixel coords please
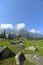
left=17, top=34, right=20, bottom=40
left=3, top=30, right=6, bottom=38
left=8, top=33, right=11, bottom=39
left=0, top=33, right=4, bottom=38
left=0, top=30, right=6, bottom=38
left=8, top=33, right=12, bottom=39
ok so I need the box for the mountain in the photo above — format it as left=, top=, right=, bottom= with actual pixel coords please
left=17, top=29, right=43, bottom=39
left=0, top=29, right=43, bottom=40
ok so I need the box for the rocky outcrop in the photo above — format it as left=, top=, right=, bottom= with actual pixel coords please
left=0, top=47, right=15, bottom=60
left=25, top=45, right=37, bottom=51
left=25, top=54, right=43, bottom=65
left=15, top=51, right=25, bottom=65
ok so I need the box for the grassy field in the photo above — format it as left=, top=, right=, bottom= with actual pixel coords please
left=22, top=39, right=43, bottom=55
left=0, top=38, right=43, bottom=65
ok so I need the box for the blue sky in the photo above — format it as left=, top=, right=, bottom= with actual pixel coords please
left=0, top=0, right=43, bottom=34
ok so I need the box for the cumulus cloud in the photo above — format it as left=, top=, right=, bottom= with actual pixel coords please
left=0, top=24, right=39, bottom=34
left=0, top=24, right=13, bottom=29
left=30, top=29, right=40, bottom=33
left=16, top=23, right=26, bottom=30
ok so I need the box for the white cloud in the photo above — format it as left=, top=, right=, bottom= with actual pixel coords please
left=0, top=24, right=13, bottom=29
left=16, top=23, right=26, bottom=30
left=0, top=24, right=39, bottom=34
left=30, top=29, right=40, bottom=33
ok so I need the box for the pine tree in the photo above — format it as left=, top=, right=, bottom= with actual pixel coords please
left=3, top=30, right=6, bottom=38
left=17, top=34, right=20, bottom=40
left=8, top=33, right=11, bottom=39
left=0, top=33, right=4, bottom=38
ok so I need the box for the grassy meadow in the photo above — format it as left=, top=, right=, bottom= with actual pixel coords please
left=0, top=38, right=43, bottom=65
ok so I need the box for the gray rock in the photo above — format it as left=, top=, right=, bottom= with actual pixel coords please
left=15, top=51, right=25, bottom=65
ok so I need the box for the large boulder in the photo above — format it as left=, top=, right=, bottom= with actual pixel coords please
left=25, top=45, right=37, bottom=51
left=0, top=47, right=15, bottom=60
left=15, top=51, right=25, bottom=65
left=0, top=47, right=10, bottom=59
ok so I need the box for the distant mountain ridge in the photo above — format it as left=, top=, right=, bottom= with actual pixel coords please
left=0, top=29, right=43, bottom=40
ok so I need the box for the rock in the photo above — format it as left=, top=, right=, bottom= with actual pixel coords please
left=25, top=54, right=43, bottom=65
left=10, top=42, right=16, bottom=45
left=15, top=51, right=25, bottom=65
left=20, top=43, right=23, bottom=45
left=14, top=45, right=25, bottom=49
left=25, top=45, right=37, bottom=51
left=0, top=47, right=10, bottom=60
left=0, top=47, right=15, bottom=60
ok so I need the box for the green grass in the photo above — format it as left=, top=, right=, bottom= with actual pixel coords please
left=0, top=38, right=43, bottom=65
left=22, top=39, right=43, bottom=55
left=0, top=57, right=35, bottom=65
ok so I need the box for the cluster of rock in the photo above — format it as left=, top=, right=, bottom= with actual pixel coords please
left=0, top=46, right=25, bottom=65
left=10, top=42, right=25, bottom=49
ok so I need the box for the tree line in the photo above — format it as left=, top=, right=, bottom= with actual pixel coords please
left=0, top=30, right=21, bottom=40
left=0, top=30, right=12, bottom=39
